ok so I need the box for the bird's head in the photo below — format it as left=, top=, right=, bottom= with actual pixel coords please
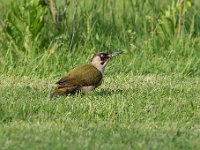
left=90, top=51, right=123, bottom=73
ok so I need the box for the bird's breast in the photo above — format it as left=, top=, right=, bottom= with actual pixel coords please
left=81, top=77, right=103, bottom=93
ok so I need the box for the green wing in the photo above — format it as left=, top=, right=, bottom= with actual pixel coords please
left=56, top=64, right=103, bottom=87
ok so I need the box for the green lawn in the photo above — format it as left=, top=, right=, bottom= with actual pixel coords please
left=1, top=74, right=200, bottom=150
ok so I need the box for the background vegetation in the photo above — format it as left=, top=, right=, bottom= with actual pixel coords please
left=1, top=0, right=200, bottom=149
left=1, top=0, right=200, bottom=77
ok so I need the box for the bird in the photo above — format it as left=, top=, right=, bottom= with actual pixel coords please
left=50, top=51, right=123, bottom=98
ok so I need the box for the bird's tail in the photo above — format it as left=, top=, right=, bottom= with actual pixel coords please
left=50, top=86, right=77, bottom=99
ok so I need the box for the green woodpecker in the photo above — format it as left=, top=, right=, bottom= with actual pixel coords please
left=50, top=52, right=122, bottom=98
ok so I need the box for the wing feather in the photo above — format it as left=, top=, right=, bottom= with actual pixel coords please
left=56, top=64, right=102, bottom=87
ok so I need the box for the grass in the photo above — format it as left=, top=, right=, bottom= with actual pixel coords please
left=1, top=0, right=200, bottom=149
left=1, top=74, right=200, bottom=149
left=1, top=0, right=200, bottom=76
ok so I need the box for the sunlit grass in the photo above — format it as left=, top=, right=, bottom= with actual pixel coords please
left=1, top=75, right=200, bottom=149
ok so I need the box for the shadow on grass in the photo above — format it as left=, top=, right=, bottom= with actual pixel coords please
left=95, top=88, right=126, bottom=96
left=1, top=85, right=133, bottom=100
left=51, top=88, right=133, bottom=98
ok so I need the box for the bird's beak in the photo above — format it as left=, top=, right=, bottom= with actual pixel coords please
left=109, top=51, right=123, bottom=57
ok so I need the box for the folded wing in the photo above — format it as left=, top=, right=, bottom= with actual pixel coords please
left=50, top=64, right=102, bottom=98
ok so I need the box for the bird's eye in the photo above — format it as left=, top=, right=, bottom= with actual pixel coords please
left=100, top=54, right=106, bottom=59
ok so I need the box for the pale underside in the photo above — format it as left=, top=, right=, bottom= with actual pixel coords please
left=80, top=85, right=96, bottom=93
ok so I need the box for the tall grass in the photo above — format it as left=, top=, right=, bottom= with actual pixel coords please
left=0, top=0, right=200, bottom=77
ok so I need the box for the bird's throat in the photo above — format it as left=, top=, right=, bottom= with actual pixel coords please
left=90, top=62, right=105, bottom=74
